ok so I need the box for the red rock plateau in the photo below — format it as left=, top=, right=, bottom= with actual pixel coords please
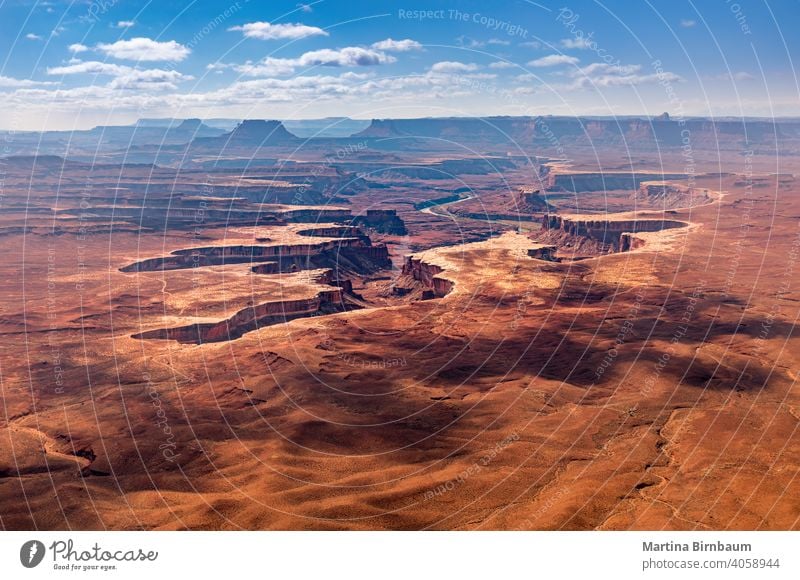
left=0, top=124, right=798, bottom=532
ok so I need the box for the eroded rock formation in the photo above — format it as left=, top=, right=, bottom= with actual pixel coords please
left=540, top=214, right=688, bottom=254
left=401, top=257, right=454, bottom=297
left=527, top=245, right=557, bottom=260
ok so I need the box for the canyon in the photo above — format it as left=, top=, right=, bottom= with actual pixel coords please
left=0, top=115, right=797, bottom=534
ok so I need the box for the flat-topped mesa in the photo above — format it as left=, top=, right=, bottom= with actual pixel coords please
left=353, top=116, right=800, bottom=151
left=544, top=171, right=686, bottom=192
left=354, top=117, right=536, bottom=144
left=296, top=225, right=365, bottom=238
left=95, top=207, right=283, bottom=230
left=121, top=237, right=391, bottom=274
left=541, top=213, right=688, bottom=253
left=188, top=119, right=299, bottom=151
left=533, top=116, right=800, bottom=149
left=281, top=208, right=352, bottom=222
left=635, top=180, right=712, bottom=208
left=174, top=118, right=204, bottom=131
left=226, top=119, right=298, bottom=143
left=353, top=209, right=408, bottom=235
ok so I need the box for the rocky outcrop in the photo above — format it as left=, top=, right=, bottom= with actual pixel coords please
left=619, top=233, right=647, bottom=252
left=527, top=245, right=557, bottom=261
left=353, top=209, right=407, bottom=235
left=514, top=187, right=551, bottom=212
left=313, top=268, right=357, bottom=295
left=401, top=257, right=453, bottom=297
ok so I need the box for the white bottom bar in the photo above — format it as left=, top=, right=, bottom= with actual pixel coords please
left=1, top=531, right=797, bottom=579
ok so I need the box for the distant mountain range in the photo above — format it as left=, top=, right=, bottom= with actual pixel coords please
left=2, top=115, right=799, bottom=164
left=135, top=117, right=371, bottom=136
left=353, top=114, right=800, bottom=149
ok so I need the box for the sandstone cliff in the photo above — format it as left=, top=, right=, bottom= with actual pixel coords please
left=401, top=257, right=454, bottom=298
left=635, top=181, right=712, bottom=208
left=540, top=214, right=688, bottom=254
left=133, top=289, right=347, bottom=344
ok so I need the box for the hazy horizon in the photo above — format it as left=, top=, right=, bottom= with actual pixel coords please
left=4, top=113, right=800, bottom=135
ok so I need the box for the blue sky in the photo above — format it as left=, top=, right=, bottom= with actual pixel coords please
left=0, top=0, right=797, bottom=130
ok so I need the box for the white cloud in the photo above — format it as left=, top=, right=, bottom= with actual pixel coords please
left=0, top=75, right=51, bottom=87
left=47, top=60, right=192, bottom=90
left=520, top=40, right=542, bottom=49
left=297, top=3, right=313, bottom=12
left=298, top=47, right=395, bottom=67
left=528, top=54, right=579, bottom=67
left=234, top=57, right=298, bottom=76
left=233, top=47, right=395, bottom=77
left=117, top=20, right=135, bottom=28
left=577, top=63, right=640, bottom=76
left=68, top=43, right=89, bottom=54
left=568, top=62, right=682, bottom=88
left=489, top=61, right=515, bottom=70
left=198, top=69, right=493, bottom=106
left=680, top=19, right=697, bottom=28
left=371, top=38, right=422, bottom=52
left=455, top=36, right=485, bottom=48
left=109, top=68, right=192, bottom=90
left=591, top=72, right=680, bottom=87
left=430, top=61, right=479, bottom=73
left=228, top=22, right=327, bottom=40
left=561, top=37, right=593, bottom=49
left=487, top=39, right=511, bottom=46
left=25, top=33, right=42, bottom=41
left=97, top=38, right=191, bottom=61
left=48, top=61, right=128, bottom=76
